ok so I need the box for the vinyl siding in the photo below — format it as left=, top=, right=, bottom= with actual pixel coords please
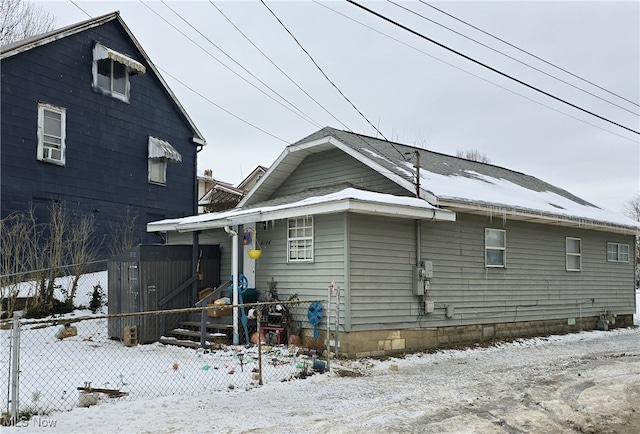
left=169, top=217, right=347, bottom=300
left=271, top=148, right=409, bottom=199
left=348, top=213, right=635, bottom=331
left=252, top=214, right=346, bottom=300
left=1, top=20, right=198, bottom=255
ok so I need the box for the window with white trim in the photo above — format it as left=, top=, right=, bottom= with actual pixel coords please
left=607, top=242, right=630, bottom=262
left=37, top=102, right=66, bottom=165
left=566, top=237, right=581, bottom=271
left=288, top=216, right=313, bottom=262
left=148, top=158, right=167, bottom=185
left=485, top=228, right=506, bottom=267
left=92, top=43, right=146, bottom=102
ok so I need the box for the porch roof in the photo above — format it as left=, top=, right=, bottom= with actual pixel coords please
left=147, top=187, right=455, bottom=233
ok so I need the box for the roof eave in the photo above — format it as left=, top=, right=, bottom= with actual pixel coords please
left=153, top=198, right=455, bottom=233
left=438, top=200, right=639, bottom=235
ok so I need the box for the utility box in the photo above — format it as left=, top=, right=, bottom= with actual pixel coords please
left=107, top=244, right=221, bottom=343
left=424, top=300, right=434, bottom=314
left=413, top=260, right=433, bottom=295
left=445, top=305, right=455, bottom=319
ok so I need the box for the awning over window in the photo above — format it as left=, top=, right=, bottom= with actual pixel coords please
left=148, top=136, right=182, bottom=162
left=93, top=43, right=146, bottom=74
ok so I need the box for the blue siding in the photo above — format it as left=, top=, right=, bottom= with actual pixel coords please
left=1, top=20, right=199, bottom=256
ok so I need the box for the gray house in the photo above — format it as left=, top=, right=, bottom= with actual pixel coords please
left=148, top=127, right=638, bottom=357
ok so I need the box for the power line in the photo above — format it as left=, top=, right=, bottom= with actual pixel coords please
left=160, top=0, right=321, bottom=129
left=157, top=66, right=289, bottom=144
left=69, top=1, right=290, bottom=145
left=420, top=0, right=640, bottom=108
left=260, top=0, right=392, bottom=143
left=208, top=1, right=351, bottom=131
left=315, top=1, right=637, bottom=144
left=347, top=0, right=640, bottom=135
left=389, top=0, right=638, bottom=117
left=139, top=0, right=320, bottom=129
left=69, top=0, right=91, bottom=18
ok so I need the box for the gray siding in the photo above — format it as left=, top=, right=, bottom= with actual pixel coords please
left=349, top=215, right=417, bottom=329
left=272, top=148, right=409, bottom=198
left=348, top=213, right=636, bottom=331
left=253, top=214, right=346, bottom=300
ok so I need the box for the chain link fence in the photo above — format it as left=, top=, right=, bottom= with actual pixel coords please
left=1, top=270, right=331, bottom=423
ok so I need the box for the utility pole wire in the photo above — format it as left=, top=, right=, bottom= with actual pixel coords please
left=347, top=0, right=640, bottom=135
left=140, top=1, right=319, bottom=128
left=420, top=0, right=640, bottom=108
left=315, top=0, right=636, bottom=144
left=160, top=0, right=320, bottom=128
left=158, top=66, right=289, bottom=144
left=260, top=0, right=389, bottom=142
left=390, top=0, right=638, bottom=117
left=208, top=1, right=351, bottom=131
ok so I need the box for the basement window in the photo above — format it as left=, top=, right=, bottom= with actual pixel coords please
left=288, top=216, right=313, bottom=262
left=37, top=102, right=66, bottom=166
left=485, top=228, right=506, bottom=267
left=566, top=237, right=582, bottom=271
left=607, top=243, right=630, bottom=262
left=92, top=43, right=146, bottom=102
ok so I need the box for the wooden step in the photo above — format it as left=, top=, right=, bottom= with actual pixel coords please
left=170, top=328, right=228, bottom=340
left=179, top=321, right=233, bottom=330
left=159, top=336, right=213, bottom=349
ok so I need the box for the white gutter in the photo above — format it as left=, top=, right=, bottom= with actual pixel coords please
left=224, top=226, right=239, bottom=345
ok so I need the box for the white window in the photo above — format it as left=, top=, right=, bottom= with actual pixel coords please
left=288, top=216, right=313, bottom=262
left=148, top=158, right=167, bottom=185
left=566, top=237, right=581, bottom=271
left=37, top=103, right=66, bottom=165
left=92, top=43, right=146, bottom=102
left=148, top=136, right=181, bottom=186
left=607, top=243, right=630, bottom=262
left=485, top=228, right=506, bottom=267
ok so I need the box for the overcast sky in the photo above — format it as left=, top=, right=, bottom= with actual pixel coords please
left=37, top=0, right=639, bottom=213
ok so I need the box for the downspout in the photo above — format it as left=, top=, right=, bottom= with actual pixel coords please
left=195, top=145, right=203, bottom=216
left=192, top=231, right=200, bottom=305
left=224, top=225, right=239, bottom=345
left=415, top=150, right=422, bottom=267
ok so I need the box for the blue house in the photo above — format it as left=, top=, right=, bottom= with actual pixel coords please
left=1, top=12, right=205, bottom=256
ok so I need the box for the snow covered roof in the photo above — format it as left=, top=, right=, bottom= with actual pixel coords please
left=239, top=127, right=638, bottom=235
left=148, top=187, right=455, bottom=233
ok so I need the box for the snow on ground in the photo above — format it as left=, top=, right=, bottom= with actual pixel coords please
left=3, top=291, right=639, bottom=433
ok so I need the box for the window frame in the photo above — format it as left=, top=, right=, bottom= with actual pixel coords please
left=566, top=237, right=582, bottom=272
left=485, top=228, right=506, bottom=268
left=287, top=216, right=314, bottom=263
left=148, top=158, right=167, bottom=185
left=91, top=43, right=146, bottom=103
left=607, top=242, right=630, bottom=262
left=37, top=102, right=66, bottom=166
left=96, top=57, right=129, bottom=100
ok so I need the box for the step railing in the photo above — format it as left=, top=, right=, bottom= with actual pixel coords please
left=195, top=280, right=231, bottom=348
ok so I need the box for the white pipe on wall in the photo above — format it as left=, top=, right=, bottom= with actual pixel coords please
left=224, top=225, right=239, bottom=345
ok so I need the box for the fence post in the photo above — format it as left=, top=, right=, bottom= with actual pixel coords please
left=327, top=284, right=332, bottom=371
left=334, top=285, right=340, bottom=359
left=257, top=308, right=263, bottom=386
left=10, top=312, right=20, bottom=423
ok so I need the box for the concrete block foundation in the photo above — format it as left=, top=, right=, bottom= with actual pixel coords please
left=335, top=314, right=634, bottom=358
